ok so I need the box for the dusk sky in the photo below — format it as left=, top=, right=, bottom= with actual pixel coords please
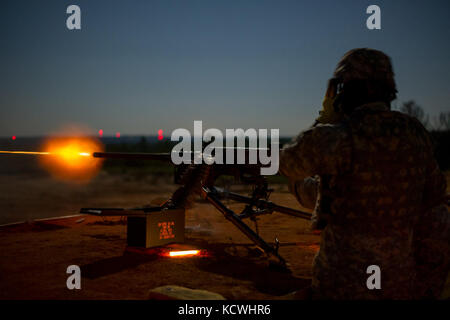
left=1, top=0, right=449, bottom=137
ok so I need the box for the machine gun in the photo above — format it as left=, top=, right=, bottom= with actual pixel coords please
left=80, top=150, right=312, bottom=268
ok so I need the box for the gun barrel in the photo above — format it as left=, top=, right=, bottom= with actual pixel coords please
left=92, top=148, right=274, bottom=163
left=92, top=152, right=172, bottom=161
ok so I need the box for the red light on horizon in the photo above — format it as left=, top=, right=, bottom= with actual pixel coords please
left=158, top=129, right=163, bottom=141
left=115, top=132, right=120, bottom=138
left=98, top=129, right=103, bottom=137
left=12, top=136, right=16, bottom=141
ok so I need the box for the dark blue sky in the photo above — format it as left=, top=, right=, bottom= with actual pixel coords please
left=1, top=0, right=449, bottom=137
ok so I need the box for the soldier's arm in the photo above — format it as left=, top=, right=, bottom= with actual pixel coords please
left=279, top=124, right=352, bottom=229
left=414, top=155, right=449, bottom=298
left=418, top=149, right=449, bottom=241
left=423, top=160, right=447, bottom=211
left=279, top=124, right=352, bottom=180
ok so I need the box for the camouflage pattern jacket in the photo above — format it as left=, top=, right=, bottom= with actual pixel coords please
left=280, top=102, right=449, bottom=299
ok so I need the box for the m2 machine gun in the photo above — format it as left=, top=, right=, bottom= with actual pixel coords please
left=80, top=150, right=312, bottom=268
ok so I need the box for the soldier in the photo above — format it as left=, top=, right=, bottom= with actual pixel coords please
left=279, top=48, right=449, bottom=299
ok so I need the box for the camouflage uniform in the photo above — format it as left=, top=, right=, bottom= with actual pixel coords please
left=280, top=49, right=449, bottom=299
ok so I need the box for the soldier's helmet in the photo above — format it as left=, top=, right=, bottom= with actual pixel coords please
left=333, top=48, right=397, bottom=102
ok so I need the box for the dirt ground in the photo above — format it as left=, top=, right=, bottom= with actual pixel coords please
left=0, top=170, right=318, bottom=300
left=0, top=164, right=449, bottom=300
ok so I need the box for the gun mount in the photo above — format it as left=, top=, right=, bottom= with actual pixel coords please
left=80, top=151, right=312, bottom=269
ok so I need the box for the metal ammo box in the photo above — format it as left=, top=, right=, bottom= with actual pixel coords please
left=127, top=207, right=185, bottom=247
left=80, top=206, right=185, bottom=248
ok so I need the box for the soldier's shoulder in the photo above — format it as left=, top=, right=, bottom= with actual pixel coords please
left=351, top=108, right=431, bottom=140
left=297, top=123, right=350, bottom=143
left=282, top=123, right=349, bottom=155
left=389, top=109, right=425, bottom=125
left=389, top=110, right=432, bottom=140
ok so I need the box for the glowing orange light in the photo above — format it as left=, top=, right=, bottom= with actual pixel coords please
left=169, top=250, right=200, bottom=257
left=98, top=129, right=103, bottom=137
left=39, top=136, right=104, bottom=183
left=115, top=132, right=120, bottom=138
left=12, top=136, right=16, bottom=141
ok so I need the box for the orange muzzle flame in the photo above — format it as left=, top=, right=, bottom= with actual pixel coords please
left=0, top=143, right=102, bottom=183
left=1, top=123, right=105, bottom=184
left=38, top=136, right=104, bottom=183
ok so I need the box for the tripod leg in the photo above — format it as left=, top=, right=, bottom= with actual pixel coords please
left=201, top=186, right=287, bottom=267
